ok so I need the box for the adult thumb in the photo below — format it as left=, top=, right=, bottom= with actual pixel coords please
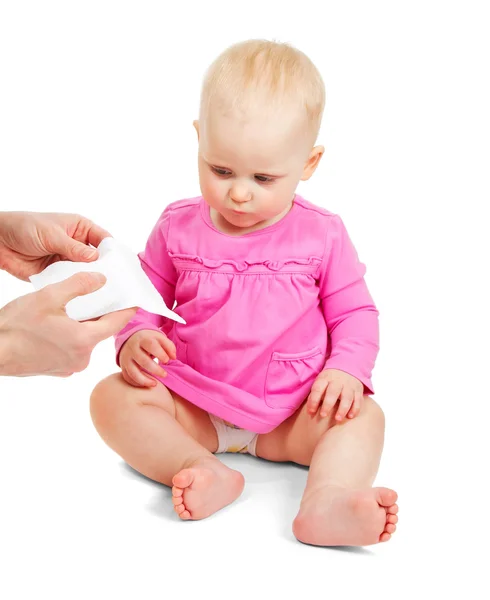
left=47, top=272, right=107, bottom=306
left=50, top=231, right=99, bottom=262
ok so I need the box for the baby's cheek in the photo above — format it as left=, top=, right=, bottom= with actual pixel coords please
left=200, top=174, right=224, bottom=204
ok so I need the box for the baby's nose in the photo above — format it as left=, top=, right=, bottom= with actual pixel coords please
left=230, top=182, right=252, bottom=203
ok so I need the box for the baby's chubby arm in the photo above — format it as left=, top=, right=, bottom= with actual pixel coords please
left=114, top=206, right=179, bottom=368
left=308, top=214, right=380, bottom=421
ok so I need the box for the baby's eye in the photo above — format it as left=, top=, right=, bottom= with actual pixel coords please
left=255, top=175, right=273, bottom=183
left=211, top=167, right=231, bottom=176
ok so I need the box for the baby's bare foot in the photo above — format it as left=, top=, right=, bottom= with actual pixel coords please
left=293, top=486, right=398, bottom=547
left=171, top=457, right=245, bottom=520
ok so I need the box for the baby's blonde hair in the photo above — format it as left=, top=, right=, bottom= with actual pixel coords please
left=199, top=39, right=325, bottom=143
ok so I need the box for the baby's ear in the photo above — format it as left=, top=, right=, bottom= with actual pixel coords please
left=301, top=145, right=324, bottom=181
left=193, top=120, right=200, bottom=140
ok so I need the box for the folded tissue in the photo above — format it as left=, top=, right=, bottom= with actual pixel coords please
left=29, top=237, right=185, bottom=324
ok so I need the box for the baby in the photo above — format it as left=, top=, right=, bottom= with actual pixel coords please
left=90, top=39, right=398, bottom=546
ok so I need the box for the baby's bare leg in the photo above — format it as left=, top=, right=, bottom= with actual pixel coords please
left=256, top=397, right=398, bottom=546
left=90, top=373, right=244, bottom=520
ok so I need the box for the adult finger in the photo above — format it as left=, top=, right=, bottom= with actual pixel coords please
left=320, top=381, right=342, bottom=417
left=82, top=221, right=111, bottom=250
left=46, top=217, right=111, bottom=262
left=45, top=228, right=99, bottom=262
left=85, top=308, right=137, bottom=342
left=43, top=272, right=106, bottom=306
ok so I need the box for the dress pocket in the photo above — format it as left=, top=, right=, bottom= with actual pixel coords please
left=264, top=347, right=325, bottom=409
left=173, top=333, right=188, bottom=364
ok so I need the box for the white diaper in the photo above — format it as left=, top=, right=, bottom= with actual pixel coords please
left=208, top=414, right=258, bottom=456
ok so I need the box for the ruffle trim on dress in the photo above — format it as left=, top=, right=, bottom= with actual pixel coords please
left=169, top=253, right=322, bottom=272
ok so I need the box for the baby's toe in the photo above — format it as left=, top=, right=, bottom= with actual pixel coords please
left=172, top=469, right=194, bottom=489
left=380, top=532, right=391, bottom=542
left=385, top=523, right=396, bottom=534
left=387, top=514, right=398, bottom=525
left=376, top=488, right=398, bottom=507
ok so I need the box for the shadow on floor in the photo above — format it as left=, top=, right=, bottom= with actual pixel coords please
left=118, top=457, right=375, bottom=554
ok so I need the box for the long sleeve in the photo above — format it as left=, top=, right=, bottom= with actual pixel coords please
left=114, top=207, right=177, bottom=364
left=319, top=215, right=379, bottom=394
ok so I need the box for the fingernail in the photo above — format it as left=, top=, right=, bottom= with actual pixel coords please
left=87, top=272, right=106, bottom=284
left=82, top=248, right=97, bottom=259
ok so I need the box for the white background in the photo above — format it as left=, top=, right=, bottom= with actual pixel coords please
left=1, top=1, right=489, bottom=598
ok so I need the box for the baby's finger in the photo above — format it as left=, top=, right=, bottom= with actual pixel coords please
left=136, top=349, right=168, bottom=380
left=127, top=360, right=157, bottom=387
left=122, top=367, right=144, bottom=388
left=348, top=390, right=364, bottom=419
left=141, top=338, right=170, bottom=365
left=335, top=389, right=355, bottom=422
left=320, top=382, right=342, bottom=417
left=307, top=379, right=328, bottom=414
left=160, top=336, right=177, bottom=360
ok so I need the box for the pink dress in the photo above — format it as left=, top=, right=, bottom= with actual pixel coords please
left=115, top=195, right=379, bottom=434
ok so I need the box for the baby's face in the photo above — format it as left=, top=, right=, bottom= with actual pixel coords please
left=196, top=107, right=316, bottom=233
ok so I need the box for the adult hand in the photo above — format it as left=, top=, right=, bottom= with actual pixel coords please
left=0, top=211, right=110, bottom=281
left=0, top=272, right=136, bottom=377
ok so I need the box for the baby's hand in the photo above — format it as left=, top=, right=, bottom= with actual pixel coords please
left=307, top=369, right=364, bottom=422
left=119, top=329, right=176, bottom=388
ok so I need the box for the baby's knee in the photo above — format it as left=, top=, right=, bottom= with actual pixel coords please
left=90, top=373, right=176, bottom=430
left=90, top=373, right=124, bottom=429
left=362, top=396, right=385, bottom=428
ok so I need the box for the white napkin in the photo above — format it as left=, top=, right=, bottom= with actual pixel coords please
left=29, top=237, right=185, bottom=324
